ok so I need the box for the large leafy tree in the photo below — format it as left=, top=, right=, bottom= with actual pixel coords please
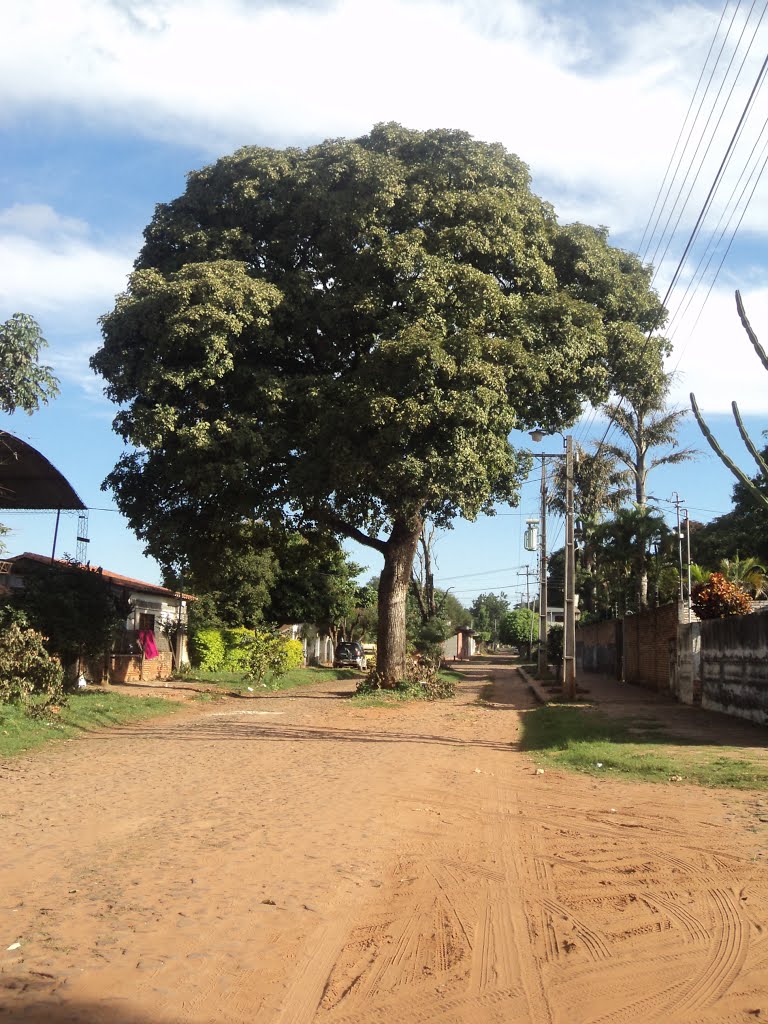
left=91, top=124, right=666, bottom=684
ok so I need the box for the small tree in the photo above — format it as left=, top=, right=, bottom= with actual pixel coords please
left=14, top=560, right=130, bottom=677
left=500, top=607, right=537, bottom=657
left=691, top=572, right=752, bottom=620
left=0, top=618, right=64, bottom=713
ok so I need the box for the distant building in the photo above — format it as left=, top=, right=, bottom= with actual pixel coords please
left=441, top=627, right=475, bottom=661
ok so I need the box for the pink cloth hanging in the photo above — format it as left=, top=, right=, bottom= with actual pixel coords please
left=137, top=629, right=159, bottom=659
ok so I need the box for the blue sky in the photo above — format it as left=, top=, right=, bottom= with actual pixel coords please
left=1, top=0, right=767, bottom=607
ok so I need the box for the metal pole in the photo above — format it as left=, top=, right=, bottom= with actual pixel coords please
left=564, top=436, right=577, bottom=700
left=672, top=491, right=684, bottom=606
left=50, top=508, right=61, bottom=564
left=537, top=455, right=548, bottom=677
left=684, top=510, right=692, bottom=622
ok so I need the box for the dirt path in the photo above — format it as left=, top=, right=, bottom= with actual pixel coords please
left=1, top=663, right=767, bottom=1023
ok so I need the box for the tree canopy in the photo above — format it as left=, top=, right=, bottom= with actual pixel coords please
left=0, top=313, right=59, bottom=415
left=91, top=124, right=667, bottom=682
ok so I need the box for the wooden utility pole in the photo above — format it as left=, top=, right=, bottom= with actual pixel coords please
left=537, top=454, right=548, bottom=678
left=563, top=435, right=577, bottom=700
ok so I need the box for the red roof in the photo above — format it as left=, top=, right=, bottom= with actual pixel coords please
left=9, top=553, right=195, bottom=601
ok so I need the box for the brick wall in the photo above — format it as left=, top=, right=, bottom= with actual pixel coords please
left=108, top=653, right=174, bottom=683
left=622, top=603, right=684, bottom=692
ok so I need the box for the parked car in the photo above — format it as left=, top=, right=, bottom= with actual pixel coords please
left=333, top=640, right=367, bottom=670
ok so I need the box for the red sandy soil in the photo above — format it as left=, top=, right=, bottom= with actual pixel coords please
left=1, top=662, right=767, bottom=1024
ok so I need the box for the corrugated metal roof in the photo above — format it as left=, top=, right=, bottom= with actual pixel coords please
left=0, top=432, right=85, bottom=510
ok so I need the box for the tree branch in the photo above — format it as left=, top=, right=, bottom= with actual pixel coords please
left=317, top=510, right=388, bottom=554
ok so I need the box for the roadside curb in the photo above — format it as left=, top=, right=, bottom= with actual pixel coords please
left=517, top=666, right=552, bottom=705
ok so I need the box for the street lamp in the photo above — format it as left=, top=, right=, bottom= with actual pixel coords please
left=528, top=429, right=577, bottom=699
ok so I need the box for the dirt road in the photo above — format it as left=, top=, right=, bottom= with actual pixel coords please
left=2, top=663, right=767, bottom=1023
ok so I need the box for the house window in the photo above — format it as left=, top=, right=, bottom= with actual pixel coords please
left=138, top=613, right=156, bottom=631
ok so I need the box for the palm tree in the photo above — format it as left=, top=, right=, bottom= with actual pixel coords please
left=550, top=445, right=632, bottom=615
left=603, top=395, right=697, bottom=506
left=592, top=505, right=672, bottom=614
left=601, top=371, right=697, bottom=605
left=718, top=555, right=767, bottom=598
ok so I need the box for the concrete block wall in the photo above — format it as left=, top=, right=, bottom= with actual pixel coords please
left=700, top=610, right=768, bottom=725
left=575, top=619, right=620, bottom=675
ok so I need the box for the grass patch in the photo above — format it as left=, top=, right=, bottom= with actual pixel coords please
left=180, top=665, right=359, bottom=695
left=0, top=690, right=182, bottom=759
left=519, top=704, right=768, bottom=790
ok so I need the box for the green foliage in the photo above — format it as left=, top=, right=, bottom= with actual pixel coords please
left=13, top=561, right=130, bottom=668
left=500, top=607, right=537, bottom=651
left=191, top=627, right=226, bottom=671
left=241, top=630, right=296, bottom=687
left=590, top=505, right=673, bottom=614
left=266, top=533, right=364, bottom=631
left=692, top=465, right=768, bottom=567
left=221, top=626, right=256, bottom=671
left=0, top=621, right=64, bottom=714
left=691, top=572, right=752, bottom=620
left=469, top=592, right=510, bottom=644
left=0, top=313, right=59, bottom=415
left=92, top=124, right=668, bottom=680
left=191, top=625, right=303, bottom=683
left=282, top=638, right=305, bottom=671
left=546, top=624, right=564, bottom=667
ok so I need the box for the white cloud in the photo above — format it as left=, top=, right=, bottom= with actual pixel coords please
left=667, top=278, right=768, bottom=415
left=0, top=203, right=136, bottom=399
left=0, top=203, right=89, bottom=238
left=3, top=0, right=765, bottom=241
left=1, top=1, right=766, bottom=416
left=0, top=207, right=134, bottom=317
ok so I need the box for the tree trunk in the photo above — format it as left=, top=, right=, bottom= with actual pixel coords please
left=376, top=519, right=422, bottom=686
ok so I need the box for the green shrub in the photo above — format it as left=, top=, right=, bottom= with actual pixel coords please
left=283, top=638, right=305, bottom=671
left=191, top=627, right=226, bottom=671
left=547, top=625, right=564, bottom=669
left=0, top=622, right=64, bottom=714
left=192, top=627, right=305, bottom=684
left=222, top=626, right=256, bottom=671
left=242, top=630, right=295, bottom=686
